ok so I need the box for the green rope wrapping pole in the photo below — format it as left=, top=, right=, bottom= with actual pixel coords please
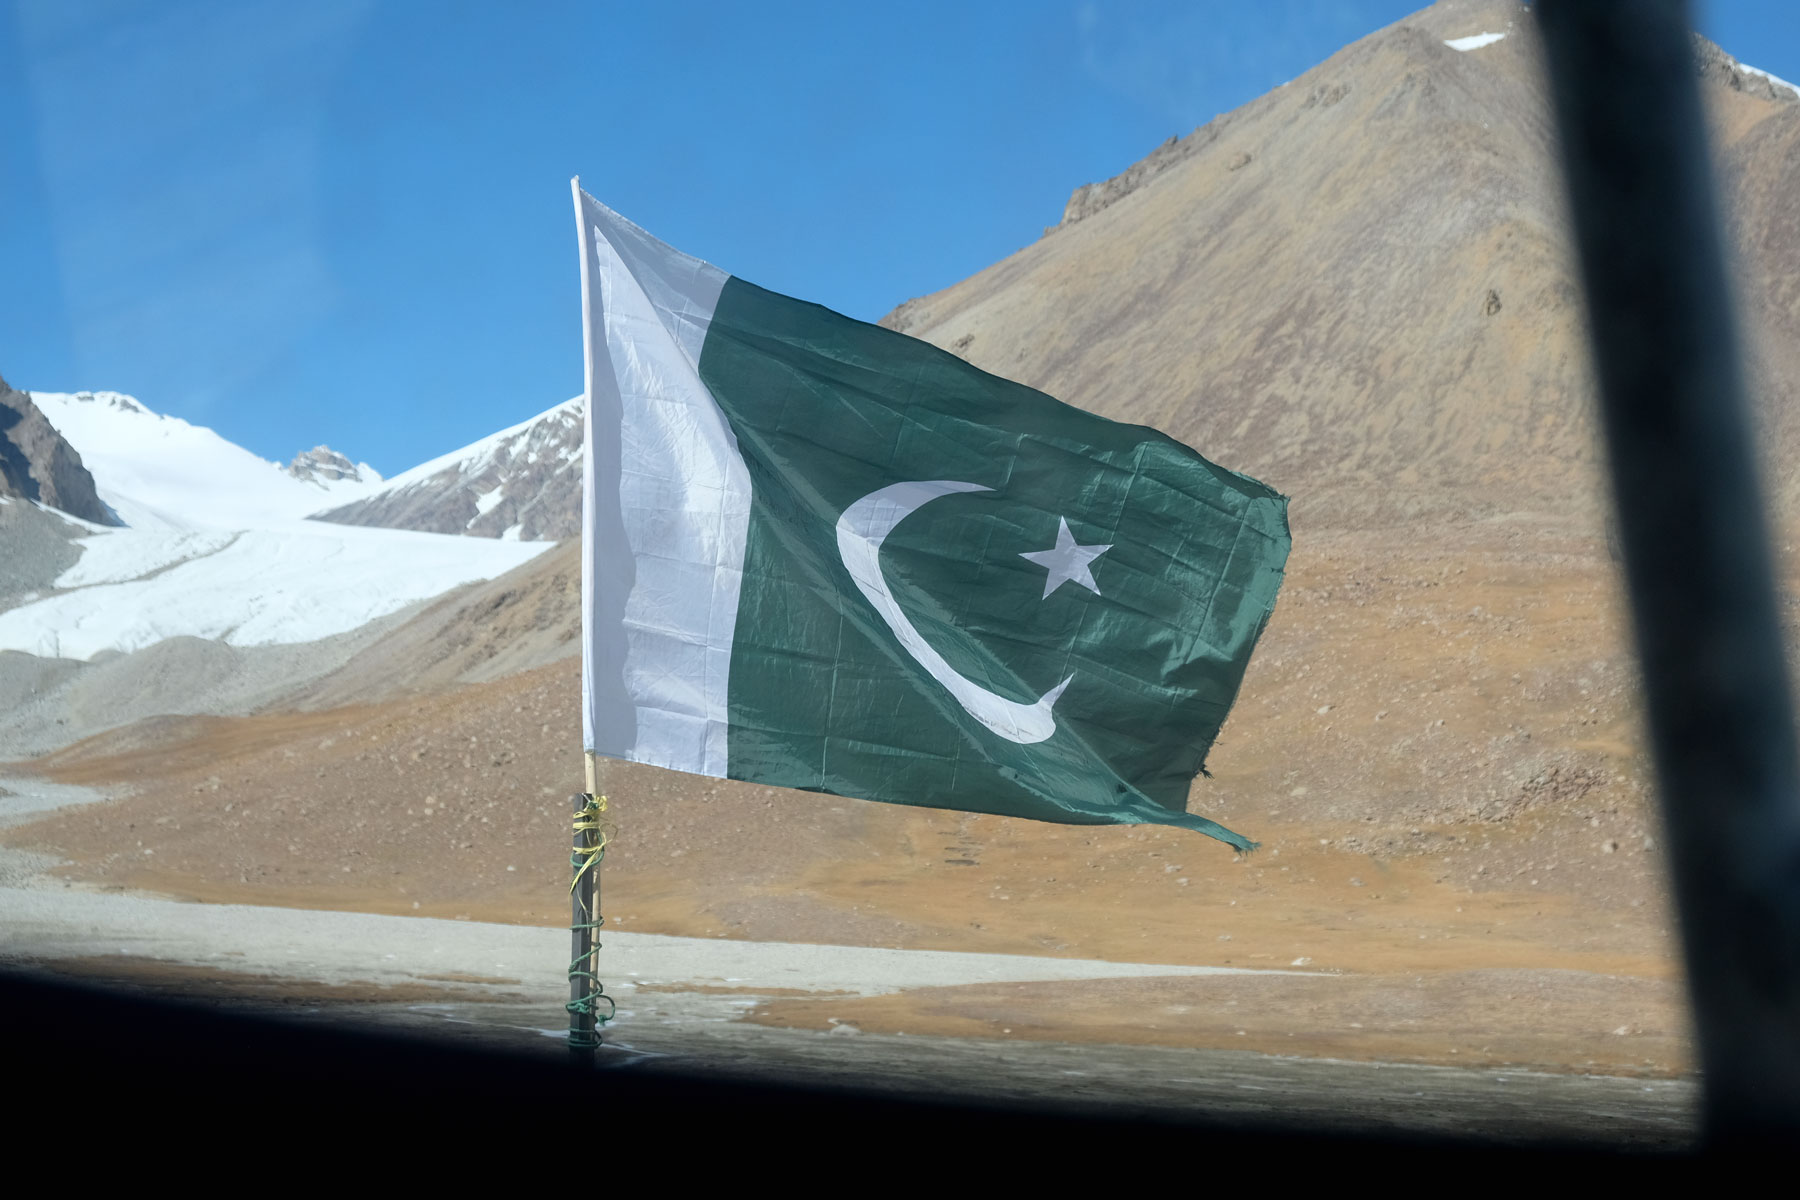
left=567, top=791, right=614, bottom=1059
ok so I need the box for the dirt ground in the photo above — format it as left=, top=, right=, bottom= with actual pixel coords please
left=3, top=521, right=1697, bottom=1075
left=746, top=968, right=1687, bottom=1077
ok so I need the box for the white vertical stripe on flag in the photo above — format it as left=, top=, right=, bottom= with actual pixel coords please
left=574, top=182, right=750, bottom=778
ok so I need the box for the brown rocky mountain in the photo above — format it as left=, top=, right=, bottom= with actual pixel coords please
left=0, top=373, right=116, bottom=526
left=883, top=0, right=1800, bottom=530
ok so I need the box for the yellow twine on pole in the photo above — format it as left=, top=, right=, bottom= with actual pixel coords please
left=570, top=792, right=610, bottom=894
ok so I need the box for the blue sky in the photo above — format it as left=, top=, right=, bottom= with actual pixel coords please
left=3, top=1, right=1795, bottom=476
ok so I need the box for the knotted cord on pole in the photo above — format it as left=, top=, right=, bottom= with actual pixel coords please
left=567, top=792, right=614, bottom=1055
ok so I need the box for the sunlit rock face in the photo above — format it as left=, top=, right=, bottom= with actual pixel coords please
left=0, top=374, right=117, bottom=525
left=311, top=398, right=582, bottom=542
left=287, top=445, right=374, bottom=487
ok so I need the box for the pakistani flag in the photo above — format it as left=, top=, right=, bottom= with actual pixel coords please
left=574, top=181, right=1289, bottom=850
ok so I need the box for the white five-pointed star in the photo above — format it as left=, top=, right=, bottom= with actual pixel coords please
left=1019, top=517, right=1112, bottom=599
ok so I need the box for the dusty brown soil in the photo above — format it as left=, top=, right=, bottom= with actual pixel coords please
left=3, top=521, right=1697, bottom=1074
left=747, top=967, right=1690, bottom=1077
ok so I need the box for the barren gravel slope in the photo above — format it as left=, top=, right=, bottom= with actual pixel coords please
left=884, top=0, right=1800, bottom=530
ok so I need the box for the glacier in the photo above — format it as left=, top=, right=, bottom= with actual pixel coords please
left=0, top=390, right=552, bottom=660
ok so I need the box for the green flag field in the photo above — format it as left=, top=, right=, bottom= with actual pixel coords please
left=576, top=184, right=1289, bottom=848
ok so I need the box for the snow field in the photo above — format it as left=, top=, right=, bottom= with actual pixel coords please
left=0, top=522, right=547, bottom=660
left=3, top=389, right=553, bottom=661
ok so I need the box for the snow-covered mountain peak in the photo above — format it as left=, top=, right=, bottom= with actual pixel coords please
left=31, top=389, right=381, bottom=529
left=379, top=396, right=582, bottom=490
left=1692, top=35, right=1800, bottom=105
left=312, top=397, right=583, bottom=541
left=70, top=390, right=148, bottom=416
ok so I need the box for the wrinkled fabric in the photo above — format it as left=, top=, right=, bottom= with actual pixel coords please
left=577, top=184, right=1289, bottom=849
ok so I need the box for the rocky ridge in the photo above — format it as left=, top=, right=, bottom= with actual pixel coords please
left=310, top=398, right=581, bottom=541
left=881, top=0, right=1800, bottom=529
left=286, top=445, right=376, bottom=488
left=1022, top=27, right=1797, bottom=251
left=0, top=374, right=116, bottom=526
left=1693, top=34, right=1800, bottom=105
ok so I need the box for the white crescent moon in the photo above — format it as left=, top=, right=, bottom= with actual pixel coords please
left=835, top=480, right=1072, bottom=745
